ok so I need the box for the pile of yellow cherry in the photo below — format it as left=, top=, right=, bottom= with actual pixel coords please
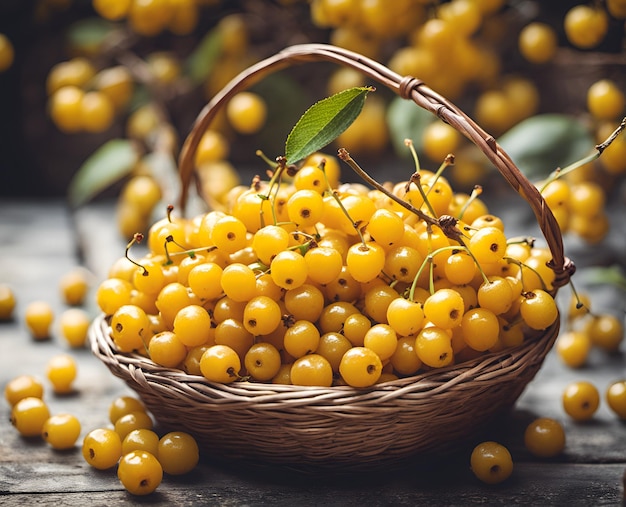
left=96, top=150, right=559, bottom=388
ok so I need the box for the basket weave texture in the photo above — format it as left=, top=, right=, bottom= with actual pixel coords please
left=90, top=44, right=575, bottom=470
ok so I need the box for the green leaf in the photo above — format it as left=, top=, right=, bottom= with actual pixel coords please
left=66, top=18, right=116, bottom=54
left=184, top=27, right=222, bottom=85
left=68, top=139, right=139, bottom=208
left=498, top=114, right=593, bottom=180
left=285, top=87, right=373, bottom=165
left=386, top=95, right=433, bottom=157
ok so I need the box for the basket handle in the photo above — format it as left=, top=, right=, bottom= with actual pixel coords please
left=177, top=43, right=574, bottom=289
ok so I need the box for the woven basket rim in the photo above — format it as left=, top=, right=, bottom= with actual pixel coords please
left=90, top=312, right=559, bottom=400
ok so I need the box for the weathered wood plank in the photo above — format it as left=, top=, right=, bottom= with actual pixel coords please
left=0, top=463, right=624, bottom=506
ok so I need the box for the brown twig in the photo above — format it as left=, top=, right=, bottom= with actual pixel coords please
left=596, top=116, right=626, bottom=154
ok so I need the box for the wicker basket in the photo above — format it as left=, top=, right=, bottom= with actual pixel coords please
left=90, top=44, right=575, bottom=471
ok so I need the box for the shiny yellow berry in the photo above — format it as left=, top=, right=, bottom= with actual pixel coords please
left=564, top=5, right=608, bottom=49
left=83, top=427, right=123, bottom=469
left=585, top=314, right=624, bottom=353
left=59, top=268, right=91, bottom=306
left=556, top=331, right=591, bottom=369
left=339, top=346, right=382, bottom=387
left=470, top=441, right=513, bottom=485
left=4, top=375, right=44, bottom=406
left=157, top=431, right=200, bottom=475
left=49, top=86, right=85, bottom=133
left=109, top=396, right=147, bottom=425
left=518, top=22, right=557, bottom=64
left=226, top=92, right=267, bottom=135
left=562, top=381, right=600, bottom=421
left=11, top=397, right=51, bottom=437
left=24, top=301, right=54, bottom=340
left=244, top=342, right=282, bottom=381
left=200, top=344, right=241, bottom=383
left=117, top=450, right=163, bottom=495
left=290, top=354, right=333, bottom=387
left=520, top=290, right=558, bottom=330
left=46, top=354, right=78, bottom=394
left=122, top=428, right=160, bottom=456
left=42, top=413, right=82, bottom=450
left=587, top=79, right=625, bottom=121
left=114, top=411, right=154, bottom=441
left=59, top=308, right=91, bottom=348
left=524, top=417, right=566, bottom=458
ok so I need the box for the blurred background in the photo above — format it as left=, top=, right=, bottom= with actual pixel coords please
left=0, top=0, right=625, bottom=220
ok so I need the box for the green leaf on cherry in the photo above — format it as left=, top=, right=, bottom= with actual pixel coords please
left=185, top=27, right=222, bottom=85
left=498, top=114, right=593, bottom=180
left=68, top=139, right=139, bottom=209
left=285, top=86, right=374, bottom=165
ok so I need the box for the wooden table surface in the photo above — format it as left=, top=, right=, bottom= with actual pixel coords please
left=1, top=199, right=625, bottom=506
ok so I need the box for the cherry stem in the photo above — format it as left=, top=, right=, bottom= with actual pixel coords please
left=409, top=253, right=431, bottom=301
left=166, top=204, right=175, bottom=223
left=337, top=148, right=436, bottom=228
left=289, top=238, right=316, bottom=257
left=505, top=257, right=550, bottom=293
left=539, top=153, right=599, bottom=193
left=163, top=234, right=188, bottom=265
left=409, top=171, right=438, bottom=218
left=169, top=245, right=217, bottom=260
left=428, top=153, right=455, bottom=192
left=337, top=148, right=467, bottom=247
left=567, top=278, right=594, bottom=318
left=318, top=157, right=370, bottom=245
left=317, top=157, right=335, bottom=195
left=248, top=261, right=270, bottom=274
left=163, top=240, right=174, bottom=265
left=506, top=236, right=536, bottom=247
left=255, top=149, right=278, bottom=170
left=540, top=115, right=626, bottom=193
left=409, top=244, right=454, bottom=299
left=503, top=315, right=525, bottom=330
left=405, top=139, right=455, bottom=218
left=257, top=154, right=287, bottom=227
left=428, top=255, right=435, bottom=295
left=125, top=233, right=148, bottom=275
left=457, top=185, right=483, bottom=221
left=404, top=138, right=421, bottom=173
left=325, top=183, right=367, bottom=247
left=595, top=115, right=626, bottom=154
left=457, top=239, right=491, bottom=286
left=256, top=193, right=269, bottom=229
left=288, top=230, right=318, bottom=243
